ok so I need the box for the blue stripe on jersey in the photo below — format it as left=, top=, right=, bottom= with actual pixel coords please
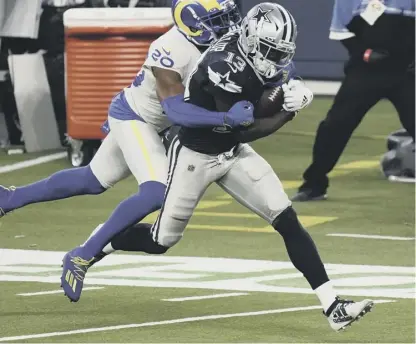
left=108, top=91, right=145, bottom=122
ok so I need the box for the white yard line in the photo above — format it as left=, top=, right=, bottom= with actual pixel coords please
left=0, top=305, right=322, bottom=342
left=162, top=292, right=249, bottom=302
left=327, top=233, right=415, bottom=241
left=0, top=152, right=66, bottom=174
left=374, top=300, right=396, bottom=304
left=17, top=287, right=104, bottom=297
left=0, top=300, right=395, bottom=342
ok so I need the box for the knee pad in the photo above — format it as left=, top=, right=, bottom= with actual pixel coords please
left=139, top=181, right=166, bottom=211
left=145, top=239, right=169, bottom=255
left=272, top=206, right=302, bottom=236
left=112, top=223, right=169, bottom=255
left=136, top=223, right=169, bottom=254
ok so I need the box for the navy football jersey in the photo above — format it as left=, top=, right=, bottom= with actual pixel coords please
left=179, top=30, right=295, bottom=154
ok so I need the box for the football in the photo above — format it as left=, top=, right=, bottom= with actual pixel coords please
left=254, top=85, right=285, bottom=118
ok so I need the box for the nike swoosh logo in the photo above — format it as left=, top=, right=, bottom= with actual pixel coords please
left=162, top=48, right=171, bottom=55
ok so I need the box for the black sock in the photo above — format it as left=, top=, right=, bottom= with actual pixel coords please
left=273, top=207, right=329, bottom=289
left=110, top=223, right=168, bottom=255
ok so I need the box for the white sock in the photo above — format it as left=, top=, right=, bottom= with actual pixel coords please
left=102, top=242, right=116, bottom=255
left=315, top=281, right=338, bottom=313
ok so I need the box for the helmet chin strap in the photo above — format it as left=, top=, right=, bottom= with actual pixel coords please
left=200, top=21, right=218, bottom=41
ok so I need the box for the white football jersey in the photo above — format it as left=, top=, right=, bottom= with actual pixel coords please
left=123, top=27, right=202, bottom=132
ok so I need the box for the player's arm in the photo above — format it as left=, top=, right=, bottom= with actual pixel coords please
left=143, top=39, right=234, bottom=128
left=233, top=110, right=296, bottom=143
left=153, top=67, right=185, bottom=101
left=193, top=61, right=254, bottom=127
left=153, top=66, right=241, bottom=128
left=330, top=3, right=389, bottom=64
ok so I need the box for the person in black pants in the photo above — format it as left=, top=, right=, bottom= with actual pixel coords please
left=292, top=0, right=415, bottom=202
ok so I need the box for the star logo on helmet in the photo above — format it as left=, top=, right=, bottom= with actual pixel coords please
left=251, top=7, right=273, bottom=25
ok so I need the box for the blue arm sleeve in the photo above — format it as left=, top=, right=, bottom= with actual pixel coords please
left=161, top=94, right=228, bottom=128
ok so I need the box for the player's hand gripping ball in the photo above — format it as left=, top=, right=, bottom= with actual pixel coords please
left=254, top=85, right=285, bottom=118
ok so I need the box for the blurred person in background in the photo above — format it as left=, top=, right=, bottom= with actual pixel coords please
left=97, top=0, right=170, bottom=7
left=0, top=0, right=92, bottom=149
left=292, top=0, right=415, bottom=202
left=40, top=0, right=92, bottom=144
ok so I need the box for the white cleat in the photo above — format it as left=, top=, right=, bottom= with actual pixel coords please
left=326, top=297, right=374, bottom=332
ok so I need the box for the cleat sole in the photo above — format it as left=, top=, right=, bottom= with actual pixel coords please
left=338, top=301, right=374, bottom=332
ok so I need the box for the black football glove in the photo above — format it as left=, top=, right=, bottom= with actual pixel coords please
left=363, top=49, right=390, bottom=63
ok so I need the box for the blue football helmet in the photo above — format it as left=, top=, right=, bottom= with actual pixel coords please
left=172, top=0, right=242, bottom=46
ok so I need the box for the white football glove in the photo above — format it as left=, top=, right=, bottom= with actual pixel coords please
left=282, top=79, right=313, bottom=112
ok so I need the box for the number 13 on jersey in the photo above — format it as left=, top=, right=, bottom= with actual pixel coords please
left=224, top=52, right=246, bottom=73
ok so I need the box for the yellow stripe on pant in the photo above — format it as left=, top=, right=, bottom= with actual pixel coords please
left=130, top=121, right=157, bottom=180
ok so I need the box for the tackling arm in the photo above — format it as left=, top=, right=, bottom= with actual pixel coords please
left=233, top=110, right=296, bottom=143
left=153, top=66, right=185, bottom=100
left=153, top=67, right=229, bottom=128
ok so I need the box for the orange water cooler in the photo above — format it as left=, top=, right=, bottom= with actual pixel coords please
left=63, top=8, right=173, bottom=166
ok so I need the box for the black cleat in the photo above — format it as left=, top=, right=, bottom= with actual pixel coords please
left=90, top=251, right=107, bottom=267
left=291, top=188, right=327, bottom=202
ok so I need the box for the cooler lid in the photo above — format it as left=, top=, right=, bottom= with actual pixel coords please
left=64, top=8, right=173, bottom=28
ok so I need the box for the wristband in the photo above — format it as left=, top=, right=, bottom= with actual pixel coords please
left=363, top=49, right=373, bottom=63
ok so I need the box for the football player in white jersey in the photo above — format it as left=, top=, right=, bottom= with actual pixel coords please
left=0, top=1, right=252, bottom=299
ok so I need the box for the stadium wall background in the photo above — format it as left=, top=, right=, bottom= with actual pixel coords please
left=167, top=0, right=348, bottom=80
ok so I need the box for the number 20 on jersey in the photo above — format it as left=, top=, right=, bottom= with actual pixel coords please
left=152, top=48, right=175, bottom=68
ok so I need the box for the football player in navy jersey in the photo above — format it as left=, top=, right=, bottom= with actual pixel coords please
left=86, top=2, right=374, bottom=331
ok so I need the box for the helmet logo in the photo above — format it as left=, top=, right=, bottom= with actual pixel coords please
left=251, top=7, right=272, bottom=24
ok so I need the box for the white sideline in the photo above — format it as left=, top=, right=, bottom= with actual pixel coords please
left=0, top=300, right=394, bottom=342
left=327, top=233, right=415, bottom=241
left=17, top=287, right=104, bottom=297
left=162, top=292, right=249, bottom=302
left=0, top=152, right=66, bottom=174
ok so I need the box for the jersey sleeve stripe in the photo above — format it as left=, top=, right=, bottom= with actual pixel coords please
left=151, top=137, right=182, bottom=243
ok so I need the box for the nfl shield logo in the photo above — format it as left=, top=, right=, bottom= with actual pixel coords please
left=188, top=165, right=195, bottom=172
